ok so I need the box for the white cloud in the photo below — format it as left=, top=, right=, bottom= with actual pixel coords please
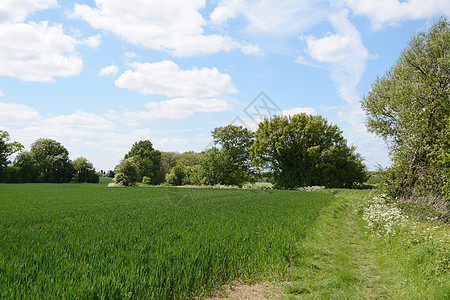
left=304, top=34, right=355, bottom=63
left=115, top=60, right=237, bottom=98
left=336, top=102, right=366, bottom=127
left=107, top=97, right=233, bottom=124
left=99, top=65, right=118, bottom=76
left=0, top=101, right=41, bottom=125
left=80, top=34, right=102, bottom=48
left=0, top=0, right=57, bottom=24
left=281, top=106, right=316, bottom=116
left=211, top=0, right=330, bottom=36
left=299, top=11, right=369, bottom=104
left=0, top=89, right=4, bottom=97
left=210, top=0, right=241, bottom=24
left=154, top=137, right=190, bottom=148
left=72, top=0, right=258, bottom=57
left=18, top=110, right=115, bottom=139
left=43, top=110, right=115, bottom=137
left=124, top=51, right=136, bottom=58
left=0, top=21, right=82, bottom=82
left=342, top=0, right=450, bottom=29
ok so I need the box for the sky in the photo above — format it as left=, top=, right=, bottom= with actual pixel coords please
left=0, top=0, right=449, bottom=172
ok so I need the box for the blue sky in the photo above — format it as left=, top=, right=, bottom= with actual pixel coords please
left=0, top=0, right=448, bottom=171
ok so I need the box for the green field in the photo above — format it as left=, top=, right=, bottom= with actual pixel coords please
left=0, top=183, right=333, bottom=299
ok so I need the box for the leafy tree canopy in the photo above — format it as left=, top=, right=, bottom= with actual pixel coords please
left=0, top=130, right=23, bottom=180
left=197, top=147, right=250, bottom=187
left=211, top=125, right=255, bottom=185
left=361, top=17, right=450, bottom=199
left=212, top=125, right=254, bottom=164
left=124, top=140, right=163, bottom=184
left=250, top=114, right=366, bottom=188
left=30, top=138, right=73, bottom=183
left=13, top=151, right=38, bottom=183
left=72, top=157, right=99, bottom=183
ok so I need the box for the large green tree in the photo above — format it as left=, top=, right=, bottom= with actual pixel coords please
left=30, top=138, right=74, bottom=183
left=212, top=125, right=254, bottom=165
left=250, top=114, right=366, bottom=188
left=212, top=125, right=255, bottom=184
left=361, top=17, right=450, bottom=199
left=124, top=140, right=163, bottom=184
left=0, top=130, right=23, bottom=181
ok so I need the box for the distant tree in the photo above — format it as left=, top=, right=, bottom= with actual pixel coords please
left=361, top=17, right=450, bottom=199
left=105, top=170, right=115, bottom=178
left=0, top=130, right=23, bottom=182
left=72, top=157, right=99, bottom=183
left=30, top=138, right=74, bottom=183
left=1, top=166, right=21, bottom=183
left=212, top=125, right=255, bottom=184
left=125, top=140, right=163, bottom=184
left=197, top=148, right=248, bottom=186
left=114, top=158, right=139, bottom=186
left=161, top=151, right=179, bottom=175
left=177, top=151, right=202, bottom=167
left=13, top=151, right=38, bottom=183
left=250, top=114, right=367, bottom=188
left=212, top=125, right=254, bottom=164
left=166, top=164, right=187, bottom=186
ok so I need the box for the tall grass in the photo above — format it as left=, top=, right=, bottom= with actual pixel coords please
left=0, top=184, right=332, bottom=299
left=361, top=192, right=449, bottom=299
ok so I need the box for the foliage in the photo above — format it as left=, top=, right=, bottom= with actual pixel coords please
left=359, top=191, right=449, bottom=298
left=72, top=157, right=99, bottom=183
left=30, top=138, right=74, bottom=183
left=166, top=164, right=187, bottom=186
left=124, top=140, right=163, bottom=184
left=5, top=151, right=38, bottom=183
left=212, top=125, right=254, bottom=165
left=197, top=147, right=250, bottom=186
left=114, top=157, right=139, bottom=186
left=142, top=176, right=152, bottom=185
left=361, top=17, right=450, bottom=201
left=161, top=151, right=178, bottom=174
left=250, top=114, right=367, bottom=188
left=0, top=183, right=332, bottom=299
left=212, top=125, right=255, bottom=185
left=0, top=130, right=23, bottom=182
left=365, top=170, right=383, bottom=186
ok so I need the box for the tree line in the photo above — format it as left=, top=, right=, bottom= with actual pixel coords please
left=1, top=112, right=367, bottom=188
left=0, top=134, right=99, bottom=183
left=112, top=113, right=367, bottom=188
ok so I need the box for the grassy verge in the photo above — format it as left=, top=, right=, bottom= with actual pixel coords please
left=284, top=189, right=449, bottom=299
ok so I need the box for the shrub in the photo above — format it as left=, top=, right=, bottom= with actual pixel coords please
left=142, top=176, right=152, bottom=185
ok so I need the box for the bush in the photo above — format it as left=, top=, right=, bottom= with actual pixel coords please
left=142, top=176, right=152, bottom=185
left=113, top=158, right=139, bottom=186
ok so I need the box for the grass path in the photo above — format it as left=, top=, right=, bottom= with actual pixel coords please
left=210, top=189, right=448, bottom=299
left=284, top=190, right=391, bottom=299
